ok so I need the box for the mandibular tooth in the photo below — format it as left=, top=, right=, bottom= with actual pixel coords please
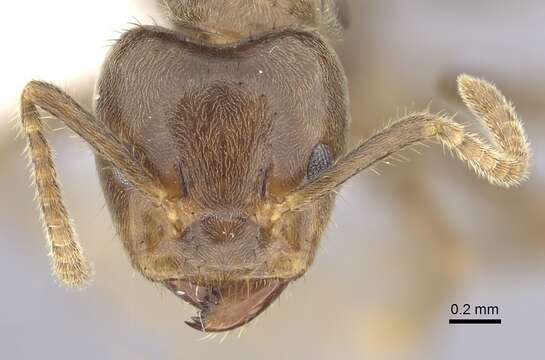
left=176, top=290, right=186, bottom=296
left=195, top=285, right=199, bottom=297
left=184, top=320, right=203, bottom=331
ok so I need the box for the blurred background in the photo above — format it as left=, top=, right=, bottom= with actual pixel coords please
left=0, top=1, right=544, bottom=359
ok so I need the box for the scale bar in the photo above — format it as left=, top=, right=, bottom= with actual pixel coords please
left=449, top=319, right=501, bottom=324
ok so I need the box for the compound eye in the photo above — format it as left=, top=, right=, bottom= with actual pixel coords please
left=307, top=144, right=333, bottom=180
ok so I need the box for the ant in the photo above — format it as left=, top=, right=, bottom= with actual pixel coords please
left=19, top=0, right=530, bottom=332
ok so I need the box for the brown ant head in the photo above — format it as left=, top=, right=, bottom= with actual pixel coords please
left=96, top=27, right=349, bottom=331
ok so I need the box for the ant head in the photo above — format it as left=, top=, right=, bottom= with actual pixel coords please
left=95, top=27, right=349, bottom=331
